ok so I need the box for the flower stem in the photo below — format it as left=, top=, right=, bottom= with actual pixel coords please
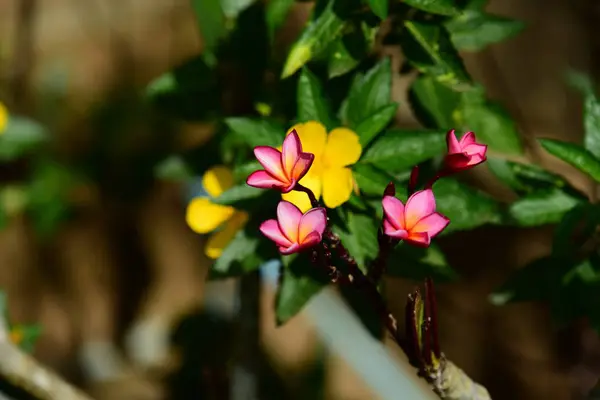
left=294, top=184, right=320, bottom=208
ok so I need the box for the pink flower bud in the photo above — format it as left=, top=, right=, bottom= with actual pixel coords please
left=444, top=130, right=487, bottom=172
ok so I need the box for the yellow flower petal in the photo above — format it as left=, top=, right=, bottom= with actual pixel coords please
left=0, top=103, right=8, bottom=134
left=282, top=167, right=322, bottom=213
left=186, top=197, right=235, bottom=234
left=323, top=128, right=362, bottom=168
left=205, top=211, right=249, bottom=259
left=322, top=167, right=354, bottom=209
left=288, top=121, right=327, bottom=156
left=202, top=166, right=234, bottom=198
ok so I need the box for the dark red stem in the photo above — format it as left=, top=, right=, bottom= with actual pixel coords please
left=294, top=184, right=320, bottom=208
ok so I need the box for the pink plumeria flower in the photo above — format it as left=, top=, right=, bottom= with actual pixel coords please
left=382, top=189, right=449, bottom=247
left=246, top=130, right=314, bottom=193
left=444, top=130, right=487, bottom=172
left=259, top=201, right=327, bottom=255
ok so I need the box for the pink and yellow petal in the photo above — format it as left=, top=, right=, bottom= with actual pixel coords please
left=405, top=232, right=431, bottom=247
left=277, top=201, right=303, bottom=243
left=202, top=166, right=235, bottom=198
left=382, top=196, right=405, bottom=230
left=411, top=212, right=450, bottom=238
left=246, top=170, right=287, bottom=190
left=186, top=197, right=235, bottom=234
left=298, top=231, right=322, bottom=249
left=205, top=211, right=249, bottom=259
left=323, top=128, right=362, bottom=167
left=404, top=189, right=436, bottom=229
left=288, top=121, right=327, bottom=156
left=298, top=207, right=327, bottom=243
left=259, top=219, right=293, bottom=248
left=282, top=131, right=301, bottom=172
left=291, top=153, right=314, bottom=182
left=321, top=167, right=354, bottom=209
left=254, top=146, right=286, bottom=181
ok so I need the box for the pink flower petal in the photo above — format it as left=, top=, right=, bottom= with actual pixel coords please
left=246, top=170, right=286, bottom=189
left=458, top=131, right=476, bottom=146
left=298, top=207, right=327, bottom=243
left=279, top=243, right=301, bottom=255
left=298, top=231, right=322, bottom=249
left=291, top=152, right=315, bottom=182
left=411, top=212, right=450, bottom=238
left=466, top=154, right=485, bottom=166
left=254, top=146, right=287, bottom=181
left=405, top=232, right=431, bottom=247
left=446, top=129, right=462, bottom=154
left=405, top=189, right=436, bottom=229
left=282, top=130, right=302, bottom=173
left=260, top=219, right=292, bottom=247
left=463, top=143, right=487, bottom=158
left=277, top=201, right=303, bottom=243
left=383, top=219, right=408, bottom=239
left=382, top=196, right=405, bottom=230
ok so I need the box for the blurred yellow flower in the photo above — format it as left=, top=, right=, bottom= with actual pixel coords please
left=0, top=102, right=8, bottom=134
left=282, top=121, right=362, bottom=212
left=9, top=327, right=22, bottom=346
left=186, top=166, right=248, bottom=259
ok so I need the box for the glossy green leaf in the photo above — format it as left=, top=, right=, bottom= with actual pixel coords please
left=276, top=254, right=328, bottom=325
left=539, top=138, right=600, bottom=182
left=327, top=23, right=377, bottom=78
left=213, top=228, right=262, bottom=274
left=353, top=164, right=393, bottom=196
left=445, top=11, right=525, bottom=52
left=367, top=0, right=388, bottom=19
left=401, top=21, right=471, bottom=88
left=459, top=89, right=523, bottom=155
left=333, top=210, right=379, bottom=271
left=508, top=188, right=580, bottom=227
left=191, top=0, right=226, bottom=51
left=402, top=0, right=460, bottom=16
left=225, top=117, right=285, bottom=148
left=154, top=155, right=194, bottom=181
left=282, top=0, right=348, bottom=78
left=388, top=244, right=458, bottom=282
left=354, top=102, right=398, bottom=146
left=432, top=178, right=502, bottom=232
left=0, top=116, right=49, bottom=162
left=266, top=0, right=295, bottom=40
left=297, top=68, right=337, bottom=129
left=409, top=75, right=461, bottom=129
left=584, top=91, right=600, bottom=159
left=342, top=58, right=392, bottom=129
left=360, top=129, right=446, bottom=172
left=213, top=185, right=264, bottom=206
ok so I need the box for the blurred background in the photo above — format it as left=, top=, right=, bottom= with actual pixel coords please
left=0, top=0, right=599, bottom=399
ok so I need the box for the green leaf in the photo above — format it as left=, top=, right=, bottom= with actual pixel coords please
left=297, top=68, right=336, bottom=129
left=366, top=0, right=388, bottom=19
left=409, top=75, right=461, bottom=129
left=342, top=58, right=392, bottom=129
left=233, top=160, right=263, bottom=182
left=553, top=203, right=600, bottom=258
left=360, top=129, right=446, bottom=172
left=213, top=228, right=261, bottom=274
left=584, top=91, right=600, bottom=159
left=432, top=178, right=502, bottom=232
left=402, top=0, right=460, bottom=16
left=282, top=0, right=348, bottom=78
left=0, top=116, right=49, bottom=162
left=445, top=11, right=525, bottom=52
left=213, top=184, right=264, bottom=206
left=539, top=138, right=600, bottom=182
left=224, top=117, right=285, bottom=148
left=11, top=324, right=42, bottom=353
left=154, top=155, right=193, bottom=181
left=327, top=23, right=377, bottom=78
left=220, top=0, right=256, bottom=18
left=353, top=163, right=394, bottom=196
left=333, top=210, right=379, bottom=271
left=388, top=244, right=458, bottom=282
left=458, top=88, right=523, bottom=154
left=266, top=0, right=295, bottom=40
left=354, top=103, right=398, bottom=146
left=401, top=21, right=471, bottom=88
left=508, top=188, right=580, bottom=227
left=276, top=254, right=328, bottom=325
left=191, top=0, right=226, bottom=51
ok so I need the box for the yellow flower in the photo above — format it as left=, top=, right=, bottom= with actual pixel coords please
left=0, top=102, right=8, bottom=134
left=282, top=121, right=362, bottom=212
left=186, top=166, right=248, bottom=259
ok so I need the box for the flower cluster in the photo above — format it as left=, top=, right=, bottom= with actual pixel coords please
left=247, top=125, right=487, bottom=256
